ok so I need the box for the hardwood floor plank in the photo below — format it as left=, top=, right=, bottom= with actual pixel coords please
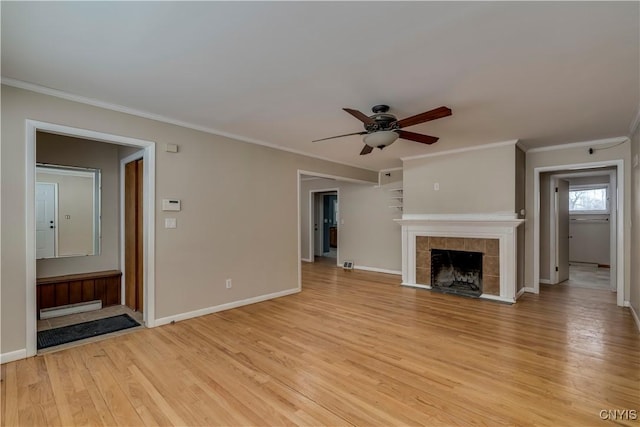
left=2, top=262, right=639, bottom=426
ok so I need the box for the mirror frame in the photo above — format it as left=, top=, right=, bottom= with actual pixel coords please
left=35, top=163, right=102, bottom=258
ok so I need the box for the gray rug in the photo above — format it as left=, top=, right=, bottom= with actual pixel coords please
left=37, top=314, right=140, bottom=349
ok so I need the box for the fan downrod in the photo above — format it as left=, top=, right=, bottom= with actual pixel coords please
left=371, top=104, right=390, bottom=114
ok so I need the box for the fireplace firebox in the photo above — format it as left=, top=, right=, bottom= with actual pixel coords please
left=430, top=249, right=483, bottom=297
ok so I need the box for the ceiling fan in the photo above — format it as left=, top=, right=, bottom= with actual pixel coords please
left=313, top=104, right=452, bottom=155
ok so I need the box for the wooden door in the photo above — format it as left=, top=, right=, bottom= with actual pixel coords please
left=125, top=159, right=144, bottom=312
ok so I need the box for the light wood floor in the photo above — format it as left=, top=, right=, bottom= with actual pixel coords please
left=2, top=262, right=639, bottom=426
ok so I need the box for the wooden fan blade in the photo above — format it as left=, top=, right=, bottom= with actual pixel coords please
left=394, top=106, right=452, bottom=129
left=312, top=131, right=366, bottom=142
left=360, top=144, right=374, bottom=155
left=343, top=108, right=375, bottom=125
left=396, top=130, right=439, bottom=145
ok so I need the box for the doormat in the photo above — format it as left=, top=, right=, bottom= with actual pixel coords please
left=38, top=314, right=140, bottom=349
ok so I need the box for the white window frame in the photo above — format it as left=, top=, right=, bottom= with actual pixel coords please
left=568, top=184, right=610, bottom=215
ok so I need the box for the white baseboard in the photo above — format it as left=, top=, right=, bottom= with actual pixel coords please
left=516, top=288, right=526, bottom=299
left=354, top=265, right=402, bottom=275
left=402, top=282, right=432, bottom=290
left=539, top=279, right=552, bottom=285
left=1, top=349, right=27, bottom=364
left=480, top=293, right=516, bottom=304
left=300, top=258, right=312, bottom=263
left=154, top=287, right=300, bottom=327
left=630, top=304, right=640, bottom=333
left=523, top=287, right=537, bottom=294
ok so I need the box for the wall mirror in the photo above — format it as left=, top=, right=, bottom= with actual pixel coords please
left=36, top=163, right=101, bottom=259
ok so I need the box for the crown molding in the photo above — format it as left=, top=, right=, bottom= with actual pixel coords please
left=400, top=139, right=519, bottom=162
left=630, top=105, right=640, bottom=136
left=515, top=140, right=528, bottom=152
left=526, top=136, right=629, bottom=154
left=1, top=78, right=378, bottom=172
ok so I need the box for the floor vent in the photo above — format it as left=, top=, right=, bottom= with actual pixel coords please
left=40, top=300, right=103, bottom=319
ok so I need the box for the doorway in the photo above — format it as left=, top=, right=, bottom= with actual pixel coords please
left=309, top=188, right=339, bottom=265
left=25, top=120, right=156, bottom=357
left=533, top=160, right=624, bottom=306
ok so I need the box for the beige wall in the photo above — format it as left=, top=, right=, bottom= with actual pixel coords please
left=36, top=134, right=120, bottom=276
left=403, top=144, right=516, bottom=214
left=1, top=85, right=376, bottom=355
left=630, top=125, right=640, bottom=321
left=524, top=141, right=631, bottom=300
left=300, top=176, right=401, bottom=272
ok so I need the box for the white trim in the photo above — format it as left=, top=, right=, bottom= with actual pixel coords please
left=623, top=301, right=630, bottom=307
left=155, top=288, right=300, bottom=327
left=400, top=212, right=518, bottom=222
left=533, top=159, right=624, bottom=306
left=298, top=169, right=376, bottom=185
left=300, top=258, right=312, bottom=263
left=629, top=304, right=640, bottom=333
left=479, top=293, right=516, bottom=304
left=26, top=120, right=156, bottom=358
left=119, top=150, right=145, bottom=306
left=401, top=139, right=518, bottom=162
left=353, top=265, right=402, bottom=275
left=516, top=288, right=526, bottom=299
left=379, top=166, right=403, bottom=172
left=630, top=106, right=640, bottom=136
left=402, top=283, right=432, bottom=290
left=523, top=286, right=537, bottom=293
left=1, top=349, right=28, bottom=365
left=516, top=141, right=529, bottom=153
left=539, top=279, right=552, bottom=285
left=3, top=78, right=378, bottom=173
left=527, top=137, right=628, bottom=154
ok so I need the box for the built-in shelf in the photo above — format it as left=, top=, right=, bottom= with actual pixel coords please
left=388, top=187, right=403, bottom=212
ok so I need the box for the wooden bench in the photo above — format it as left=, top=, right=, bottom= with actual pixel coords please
left=36, top=270, right=122, bottom=319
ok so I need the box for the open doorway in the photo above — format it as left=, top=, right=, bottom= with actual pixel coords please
left=310, top=189, right=339, bottom=265
left=25, top=121, right=156, bottom=357
left=534, top=160, right=624, bottom=306
left=549, top=170, right=615, bottom=291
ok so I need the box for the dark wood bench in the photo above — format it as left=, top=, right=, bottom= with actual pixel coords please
left=37, top=270, right=122, bottom=319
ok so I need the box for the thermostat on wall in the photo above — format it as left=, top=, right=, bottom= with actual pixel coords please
left=162, top=199, right=181, bottom=211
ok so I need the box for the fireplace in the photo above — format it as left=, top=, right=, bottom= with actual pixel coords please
left=395, top=214, right=524, bottom=303
left=430, top=249, right=483, bottom=297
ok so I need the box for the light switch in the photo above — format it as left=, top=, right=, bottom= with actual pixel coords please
left=434, top=183, right=440, bottom=191
left=165, top=218, right=177, bottom=229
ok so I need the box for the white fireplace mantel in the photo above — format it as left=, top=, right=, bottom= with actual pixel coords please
left=395, top=213, right=525, bottom=303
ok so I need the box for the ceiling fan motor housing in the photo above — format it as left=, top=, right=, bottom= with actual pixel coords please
left=365, top=113, right=397, bottom=132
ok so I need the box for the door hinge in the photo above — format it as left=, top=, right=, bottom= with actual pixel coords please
left=555, top=187, right=558, bottom=193
left=555, top=266, right=559, bottom=272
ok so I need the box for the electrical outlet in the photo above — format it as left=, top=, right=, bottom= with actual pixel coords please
left=225, top=279, right=232, bottom=289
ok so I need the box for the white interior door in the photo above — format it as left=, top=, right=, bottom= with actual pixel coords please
left=36, top=182, right=57, bottom=258
left=555, top=179, right=570, bottom=283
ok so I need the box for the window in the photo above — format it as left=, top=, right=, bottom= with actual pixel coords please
left=569, top=185, right=609, bottom=213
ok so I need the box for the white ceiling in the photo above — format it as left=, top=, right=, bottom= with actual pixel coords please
left=2, top=2, right=638, bottom=171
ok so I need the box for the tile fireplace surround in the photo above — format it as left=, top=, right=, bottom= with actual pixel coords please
left=395, top=214, right=525, bottom=303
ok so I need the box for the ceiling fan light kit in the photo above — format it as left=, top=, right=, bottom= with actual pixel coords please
left=363, top=130, right=399, bottom=149
left=313, top=104, right=452, bottom=155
